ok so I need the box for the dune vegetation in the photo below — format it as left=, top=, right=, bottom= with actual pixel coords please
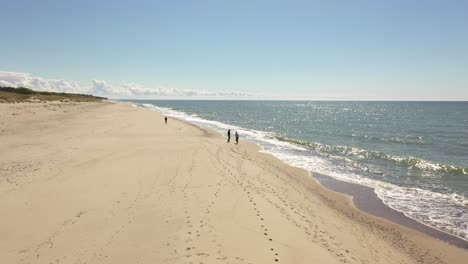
left=0, top=87, right=106, bottom=103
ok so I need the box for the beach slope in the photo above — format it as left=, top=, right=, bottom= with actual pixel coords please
left=0, top=101, right=466, bottom=264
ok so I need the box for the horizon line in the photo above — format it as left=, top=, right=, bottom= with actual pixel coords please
left=117, top=98, right=468, bottom=102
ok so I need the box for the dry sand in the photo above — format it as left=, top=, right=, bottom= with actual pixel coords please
left=1, top=101, right=467, bottom=264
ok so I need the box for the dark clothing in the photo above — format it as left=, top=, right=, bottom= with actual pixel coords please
left=165, top=117, right=168, bottom=124
left=227, top=129, right=231, bottom=142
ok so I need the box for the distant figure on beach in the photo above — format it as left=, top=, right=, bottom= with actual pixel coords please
left=165, top=116, right=168, bottom=124
left=235, top=131, right=239, bottom=144
left=227, top=129, right=231, bottom=143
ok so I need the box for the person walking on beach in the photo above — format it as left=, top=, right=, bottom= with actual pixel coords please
left=165, top=116, right=168, bottom=124
left=227, top=129, right=231, bottom=143
left=235, top=131, right=239, bottom=144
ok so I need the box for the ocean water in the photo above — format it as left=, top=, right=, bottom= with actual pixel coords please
left=126, top=100, right=468, bottom=241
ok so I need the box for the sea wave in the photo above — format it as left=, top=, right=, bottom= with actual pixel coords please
left=274, top=136, right=467, bottom=176
left=132, top=101, right=468, bottom=241
left=267, top=142, right=468, bottom=241
left=350, top=133, right=425, bottom=145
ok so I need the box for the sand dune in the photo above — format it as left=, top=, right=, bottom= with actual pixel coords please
left=0, top=101, right=466, bottom=264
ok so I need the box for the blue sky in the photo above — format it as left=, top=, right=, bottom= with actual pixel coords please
left=1, top=0, right=468, bottom=100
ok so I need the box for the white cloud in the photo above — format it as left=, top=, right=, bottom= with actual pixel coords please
left=0, top=71, right=83, bottom=94
left=90, top=79, right=129, bottom=96
left=0, top=71, right=255, bottom=99
left=117, top=81, right=252, bottom=98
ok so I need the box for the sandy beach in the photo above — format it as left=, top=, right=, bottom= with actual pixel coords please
left=1, top=101, right=467, bottom=264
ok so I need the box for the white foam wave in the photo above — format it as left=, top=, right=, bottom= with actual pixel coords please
left=135, top=101, right=468, bottom=241
left=140, top=103, right=306, bottom=151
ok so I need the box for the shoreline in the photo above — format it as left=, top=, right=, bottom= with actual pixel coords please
left=141, top=101, right=468, bottom=248
left=1, top=100, right=467, bottom=264
left=314, top=173, right=468, bottom=249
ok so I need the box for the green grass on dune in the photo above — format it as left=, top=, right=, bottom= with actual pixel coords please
left=0, top=87, right=107, bottom=103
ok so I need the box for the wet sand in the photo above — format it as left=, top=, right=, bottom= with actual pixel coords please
left=314, top=173, right=468, bottom=249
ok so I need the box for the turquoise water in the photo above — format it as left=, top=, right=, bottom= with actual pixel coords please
left=127, top=100, right=468, bottom=241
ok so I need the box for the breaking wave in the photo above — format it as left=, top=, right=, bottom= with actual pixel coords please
left=131, top=101, right=468, bottom=241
